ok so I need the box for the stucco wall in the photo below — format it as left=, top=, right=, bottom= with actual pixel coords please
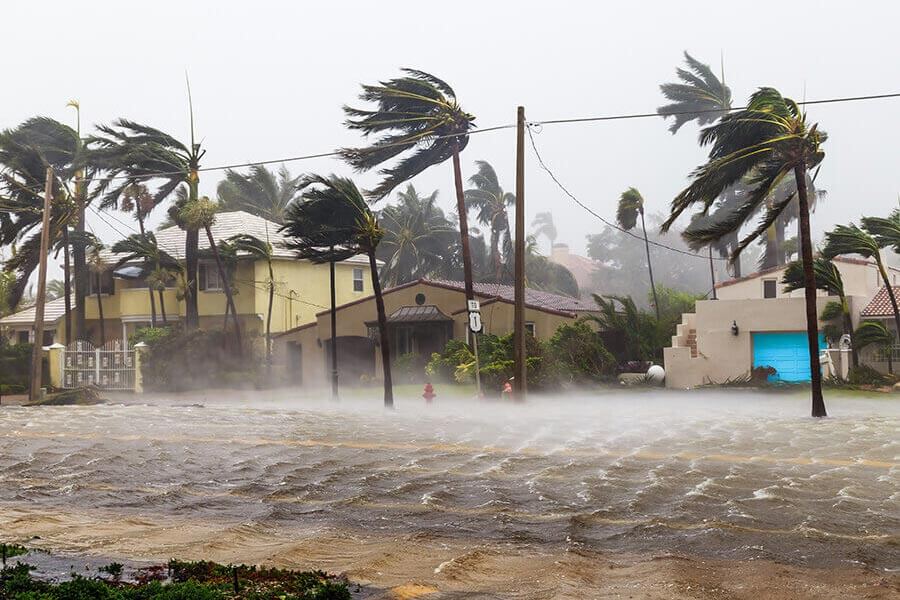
left=715, top=259, right=889, bottom=301
left=664, top=296, right=835, bottom=389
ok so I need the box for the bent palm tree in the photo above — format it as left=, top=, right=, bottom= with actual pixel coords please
left=662, top=87, right=828, bottom=417
left=229, top=233, right=276, bottom=369
left=854, top=321, right=895, bottom=374
left=658, top=51, right=732, bottom=134
left=782, top=258, right=857, bottom=367
left=464, top=160, right=515, bottom=282
left=617, top=188, right=659, bottom=319
left=821, top=223, right=900, bottom=347
left=216, top=165, right=301, bottom=223
left=340, top=69, right=478, bottom=302
left=531, top=212, right=557, bottom=247
left=281, top=174, right=394, bottom=407
left=111, top=233, right=179, bottom=326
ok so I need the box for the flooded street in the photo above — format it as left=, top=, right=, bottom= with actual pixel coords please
left=0, top=389, right=898, bottom=598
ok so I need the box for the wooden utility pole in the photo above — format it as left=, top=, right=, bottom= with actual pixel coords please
left=30, top=168, right=54, bottom=402
left=513, top=107, right=527, bottom=397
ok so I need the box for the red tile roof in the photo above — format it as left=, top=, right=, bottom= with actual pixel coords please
left=860, top=286, right=900, bottom=317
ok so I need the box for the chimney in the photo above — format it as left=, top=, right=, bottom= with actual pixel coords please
left=551, top=243, right=569, bottom=262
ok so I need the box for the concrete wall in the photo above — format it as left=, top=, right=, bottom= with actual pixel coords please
left=664, top=296, right=835, bottom=389
left=716, top=259, right=890, bottom=301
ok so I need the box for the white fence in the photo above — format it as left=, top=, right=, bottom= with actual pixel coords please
left=63, top=340, right=135, bottom=390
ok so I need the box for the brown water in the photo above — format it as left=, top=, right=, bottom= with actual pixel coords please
left=0, top=389, right=897, bottom=580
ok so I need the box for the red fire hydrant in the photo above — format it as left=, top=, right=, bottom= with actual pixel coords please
left=422, top=382, right=436, bottom=403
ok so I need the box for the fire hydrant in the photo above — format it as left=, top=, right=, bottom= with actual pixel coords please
left=422, top=382, right=436, bottom=403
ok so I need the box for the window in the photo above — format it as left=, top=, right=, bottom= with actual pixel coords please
left=86, top=271, right=114, bottom=296
left=352, top=268, right=364, bottom=292
left=525, top=322, right=536, bottom=337
left=763, top=279, right=777, bottom=299
left=17, top=330, right=29, bottom=345
left=199, top=263, right=223, bottom=291
left=42, top=330, right=54, bottom=346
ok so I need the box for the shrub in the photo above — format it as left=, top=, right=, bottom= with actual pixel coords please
left=545, top=322, right=616, bottom=384
left=425, top=339, right=474, bottom=382
left=847, top=364, right=889, bottom=386
left=391, top=353, right=421, bottom=384
left=140, top=329, right=257, bottom=392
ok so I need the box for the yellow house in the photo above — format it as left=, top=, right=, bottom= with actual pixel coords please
left=1, top=211, right=373, bottom=346
left=272, top=278, right=600, bottom=387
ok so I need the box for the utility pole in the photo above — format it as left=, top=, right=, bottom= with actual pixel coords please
left=30, top=167, right=54, bottom=402
left=513, top=107, right=527, bottom=398
left=329, top=256, right=339, bottom=401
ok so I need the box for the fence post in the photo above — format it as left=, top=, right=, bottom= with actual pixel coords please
left=134, top=342, right=147, bottom=394
left=46, top=343, right=65, bottom=389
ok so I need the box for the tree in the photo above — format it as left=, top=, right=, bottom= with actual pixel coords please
left=179, top=197, right=242, bottom=351
left=216, top=164, right=301, bottom=223
left=46, top=279, right=66, bottom=301
left=617, top=188, right=660, bottom=318
left=89, top=114, right=205, bottom=330
left=281, top=174, right=394, bottom=407
left=228, top=233, right=276, bottom=369
left=662, top=88, right=828, bottom=418
left=70, top=232, right=109, bottom=345
left=658, top=51, right=732, bottom=134
left=853, top=320, right=895, bottom=374
left=586, top=295, right=662, bottom=363
left=531, top=212, right=557, bottom=246
left=821, top=223, right=900, bottom=347
left=782, top=257, right=857, bottom=367
left=376, top=185, right=455, bottom=286
left=340, top=69, right=478, bottom=303
left=464, top=160, right=515, bottom=283
left=110, top=232, right=179, bottom=326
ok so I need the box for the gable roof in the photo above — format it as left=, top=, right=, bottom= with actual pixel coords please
left=860, top=286, right=900, bottom=317
left=100, top=210, right=369, bottom=265
left=0, top=296, right=71, bottom=326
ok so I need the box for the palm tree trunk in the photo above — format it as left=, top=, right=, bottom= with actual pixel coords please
left=138, top=215, right=157, bottom=327
left=74, top=177, right=87, bottom=340
left=708, top=246, right=717, bottom=300
left=841, top=304, right=858, bottom=368
left=776, top=221, right=786, bottom=265
left=451, top=145, right=475, bottom=302
left=730, top=232, right=742, bottom=278
left=795, top=164, right=826, bottom=418
left=640, top=211, right=660, bottom=320
left=369, top=249, right=394, bottom=408
left=204, top=226, right=242, bottom=354
left=873, top=258, right=900, bottom=349
left=329, top=253, right=338, bottom=401
left=95, top=275, right=106, bottom=345
left=62, top=228, right=72, bottom=345
left=266, top=261, right=274, bottom=372
left=185, top=177, right=200, bottom=330
left=158, top=288, right=167, bottom=324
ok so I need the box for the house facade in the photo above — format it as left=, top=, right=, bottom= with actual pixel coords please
left=664, top=256, right=900, bottom=388
left=273, top=279, right=599, bottom=387
left=0, top=211, right=372, bottom=347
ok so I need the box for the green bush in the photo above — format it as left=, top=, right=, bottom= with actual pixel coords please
left=545, top=322, right=616, bottom=384
left=139, top=329, right=257, bottom=392
left=847, top=364, right=890, bottom=386
left=391, top=352, right=420, bottom=384
left=0, top=343, right=50, bottom=390
left=425, top=339, right=474, bottom=382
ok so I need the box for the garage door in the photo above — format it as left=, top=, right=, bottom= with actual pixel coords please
left=752, top=332, right=827, bottom=382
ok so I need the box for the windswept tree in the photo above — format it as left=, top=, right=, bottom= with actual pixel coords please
left=854, top=321, right=895, bottom=374
left=111, top=232, right=179, bottom=325
left=658, top=51, right=732, bottom=133
left=377, top=185, right=455, bottom=286
left=662, top=88, right=828, bottom=418
left=229, top=233, right=276, bottom=367
left=531, top=212, right=557, bottom=247
left=782, top=257, right=856, bottom=367
left=617, top=188, right=659, bottom=318
left=821, top=223, right=900, bottom=343
left=216, top=164, right=301, bottom=223
left=464, top=160, right=515, bottom=282
left=89, top=111, right=206, bottom=329
left=340, top=69, right=478, bottom=302
left=282, top=174, right=394, bottom=407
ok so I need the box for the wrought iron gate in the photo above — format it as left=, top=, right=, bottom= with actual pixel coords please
left=63, top=340, right=135, bottom=390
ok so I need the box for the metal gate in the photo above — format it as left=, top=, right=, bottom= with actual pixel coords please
left=63, top=340, right=135, bottom=390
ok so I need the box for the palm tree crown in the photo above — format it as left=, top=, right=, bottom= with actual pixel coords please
left=464, top=160, right=515, bottom=280
left=658, top=51, right=732, bottom=134
left=216, top=164, right=301, bottom=223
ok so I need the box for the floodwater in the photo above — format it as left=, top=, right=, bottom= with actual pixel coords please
left=0, top=389, right=898, bottom=595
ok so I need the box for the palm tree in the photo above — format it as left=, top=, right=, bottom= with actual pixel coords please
left=110, top=232, right=179, bottom=326
left=821, top=223, right=900, bottom=346
left=662, top=88, right=828, bottom=418
left=376, top=185, right=454, bottom=287
left=281, top=174, right=394, bottom=407
left=854, top=321, right=895, bottom=374
left=658, top=51, right=732, bottom=134
left=228, top=233, right=276, bottom=368
left=782, top=257, right=857, bottom=367
left=464, top=160, right=515, bottom=283
left=617, top=188, right=660, bottom=319
left=179, top=197, right=242, bottom=351
left=216, top=165, right=301, bottom=223
left=89, top=113, right=205, bottom=329
left=531, top=212, right=557, bottom=247
left=340, top=69, right=478, bottom=302
left=71, top=232, right=109, bottom=345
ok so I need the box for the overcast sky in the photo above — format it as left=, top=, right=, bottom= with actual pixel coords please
left=4, top=1, right=899, bottom=280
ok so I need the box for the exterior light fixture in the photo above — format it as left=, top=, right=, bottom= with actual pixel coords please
left=731, top=320, right=739, bottom=336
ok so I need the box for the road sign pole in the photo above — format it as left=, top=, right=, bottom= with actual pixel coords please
left=468, top=299, right=483, bottom=398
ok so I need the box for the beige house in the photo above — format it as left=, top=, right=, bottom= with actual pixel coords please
left=273, top=279, right=598, bottom=387
left=664, top=257, right=900, bottom=388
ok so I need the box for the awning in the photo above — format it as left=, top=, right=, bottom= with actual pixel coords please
left=365, top=305, right=453, bottom=326
left=113, top=265, right=146, bottom=279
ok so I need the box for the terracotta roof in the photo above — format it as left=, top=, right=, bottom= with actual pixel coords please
left=860, top=287, right=900, bottom=317
left=0, top=296, right=71, bottom=326
left=426, top=279, right=593, bottom=314
left=100, top=210, right=370, bottom=266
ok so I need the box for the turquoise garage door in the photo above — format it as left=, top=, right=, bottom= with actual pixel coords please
left=752, top=332, right=827, bottom=382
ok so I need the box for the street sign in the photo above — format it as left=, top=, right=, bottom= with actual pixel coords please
left=468, top=310, right=483, bottom=333
left=467, top=299, right=480, bottom=313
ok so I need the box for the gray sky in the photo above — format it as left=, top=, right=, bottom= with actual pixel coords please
left=4, top=0, right=899, bottom=281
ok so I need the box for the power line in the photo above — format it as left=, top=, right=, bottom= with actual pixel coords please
left=525, top=124, right=727, bottom=261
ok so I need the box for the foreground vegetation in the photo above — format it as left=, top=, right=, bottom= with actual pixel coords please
left=0, top=557, right=350, bottom=600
